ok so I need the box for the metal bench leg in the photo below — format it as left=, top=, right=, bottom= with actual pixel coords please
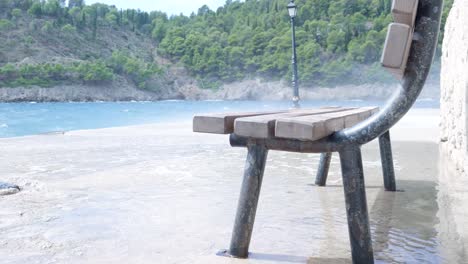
left=315, top=152, right=332, bottom=186
left=379, top=130, right=396, bottom=191
left=228, top=144, right=268, bottom=258
left=339, top=146, right=374, bottom=264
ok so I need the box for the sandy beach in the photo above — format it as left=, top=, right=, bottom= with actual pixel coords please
left=0, top=108, right=456, bottom=264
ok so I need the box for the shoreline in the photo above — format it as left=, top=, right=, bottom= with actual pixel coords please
left=0, top=80, right=441, bottom=102
left=0, top=108, right=440, bottom=142
left=0, top=97, right=441, bottom=103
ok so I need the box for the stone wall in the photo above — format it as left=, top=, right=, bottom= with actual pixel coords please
left=438, top=0, right=468, bottom=259
left=440, top=0, right=468, bottom=171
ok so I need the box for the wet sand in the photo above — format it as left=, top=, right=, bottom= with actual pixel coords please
left=0, top=108, right=457, bottom=263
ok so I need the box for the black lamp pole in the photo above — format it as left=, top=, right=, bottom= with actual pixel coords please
left=287, top=0, right=299, bottom=108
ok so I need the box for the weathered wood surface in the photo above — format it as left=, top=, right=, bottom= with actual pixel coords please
left=233, top=107, right=351, bottom=138
left=381, top=0, right=418, bottom=80
left=193, top=106, right=378, bottom=141
left=392, top=0, right=419, bottom=27
left=275, top=107, right=378, bottom=141
left=381, top=23, right=413, bottom=79
left=193, top=110, right=286, bottom=134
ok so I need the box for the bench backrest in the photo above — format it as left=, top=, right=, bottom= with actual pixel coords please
left=335, top=0, right=443, bottom=149
left=381, top=0, right=419, bottom=79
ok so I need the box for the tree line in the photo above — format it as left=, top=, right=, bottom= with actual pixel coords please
left=0, top=0, right=453, bottom=88
left=0, top=51, right=161, bottom=88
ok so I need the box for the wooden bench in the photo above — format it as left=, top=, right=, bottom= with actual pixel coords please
left=194, top=106, right=393, bottom=187
left=193, top=106, right=396, bottom=258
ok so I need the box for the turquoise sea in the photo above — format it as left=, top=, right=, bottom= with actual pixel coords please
left=0, top=99, right=438, bottom=138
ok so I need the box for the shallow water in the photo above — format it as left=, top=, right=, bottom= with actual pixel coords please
left=0, top=122, right=459, bottom=263
left=0, top=99, right=438, bottom=137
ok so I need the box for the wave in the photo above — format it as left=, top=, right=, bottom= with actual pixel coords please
left=162, top=99, right=185, bottom=102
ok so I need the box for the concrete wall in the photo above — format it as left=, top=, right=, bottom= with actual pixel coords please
left=439, top=0, right=468, bottom=260
left=440, top=0, right=468, bottom=171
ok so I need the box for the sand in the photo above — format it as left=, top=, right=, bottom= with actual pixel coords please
left=0, top=108, right=458, bottom=263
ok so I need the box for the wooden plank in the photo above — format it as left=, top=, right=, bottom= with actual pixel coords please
left=234, top=107, right=352, bottom=138
left=392, top=0, right=418, bottom=27
left=381, top=23, right=413, bottom=80
left=275, top=107, right=378, bottom=141
left=193, top=110, right=286, bottom=134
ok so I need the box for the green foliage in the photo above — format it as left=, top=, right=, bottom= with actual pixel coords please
left=0, top=63, right=16, bottom=79
left=0, top=61, right=114, bottom=87
left=0, top=0, right=455, bottom=89
left=61, top=23, right=76, bottom=34
left=109, top=51, right=161, bottom=89
left=0, top=63, right=67, bottom=87
left=0, top=19, right=14, bottom=31
left=41, top=21, right=53, bottom=34
left=68, top=6, right=84, bottom=27
left=24, top=35, right=34, bottom=45
left=75, top=60, right=114, bottom=82
left=151, top=18, right=167, bottom=43
left=151, top=0, right=453, bottom=86
left=27, top=1, right=42, bottom=17
left=11, top=8, right=21, bottom=18
left=0, top=51, right=163, bottom=87
left=105, top=11, right=118, bottom=26
left=43, top=0, right=61, bottom=17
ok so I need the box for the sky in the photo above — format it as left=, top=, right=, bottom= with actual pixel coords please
left=84, top=0, right=227, bottom=16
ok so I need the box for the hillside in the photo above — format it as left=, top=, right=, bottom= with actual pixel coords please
left=157, top=0, right=452, bottom=87
left=0, top=0, right=453, bottom=101
left=0, top=1, right=201, bottom=100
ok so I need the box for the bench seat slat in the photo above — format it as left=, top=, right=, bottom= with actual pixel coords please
left=193, top=110, right=287, bottom=134
left=275, top=107, right=379, bottom=141
left=234, top=107, right=352, bottom=138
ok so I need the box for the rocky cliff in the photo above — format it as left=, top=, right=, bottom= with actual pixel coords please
left=0, top=79, right=440, bottom=102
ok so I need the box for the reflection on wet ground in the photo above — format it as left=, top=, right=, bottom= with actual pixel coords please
left=0, top=123, right=461, bottom=263
left=371, top=181, right=439, bottom=263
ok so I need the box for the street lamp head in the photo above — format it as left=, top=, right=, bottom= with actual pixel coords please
left=287, top=0, right=297, bottom=18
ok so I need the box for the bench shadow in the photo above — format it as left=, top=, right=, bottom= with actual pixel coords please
left=248, top=252, right=351, bottom=264
left=306, top=257, right=352, bottom=264
left=217, top=180, right=437, bottom=263
left=308, top=184, right=392, bottom=190
left=369, top=179, right=438, bottom=259
left=248, top=252, right=308, bottom=263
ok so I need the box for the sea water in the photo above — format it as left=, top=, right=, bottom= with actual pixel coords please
left=0, top=99, right=438, bottom=138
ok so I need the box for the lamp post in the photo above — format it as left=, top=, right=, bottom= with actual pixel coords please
left=287, top=0, right=299, bottom=108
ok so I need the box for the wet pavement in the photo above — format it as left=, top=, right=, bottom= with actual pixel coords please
left=0, top=113, right=462, bottom=263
